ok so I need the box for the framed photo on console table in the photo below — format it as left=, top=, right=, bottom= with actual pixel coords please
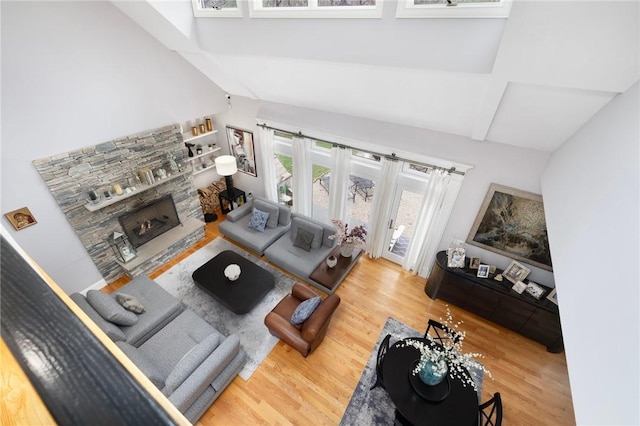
left=503, top=260, right=531, bottom=284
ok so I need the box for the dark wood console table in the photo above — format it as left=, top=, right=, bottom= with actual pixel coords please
left=426, top=251, right=564, bottom=353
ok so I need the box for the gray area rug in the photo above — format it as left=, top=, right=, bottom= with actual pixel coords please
left=154, top=237, right=294, bottom=380
left=340, top=317, right=484, bottom=425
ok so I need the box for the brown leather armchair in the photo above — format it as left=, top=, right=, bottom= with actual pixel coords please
left=264, top=283, right=341, bottom=357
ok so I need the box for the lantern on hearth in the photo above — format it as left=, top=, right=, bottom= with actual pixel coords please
left=109, top=231, right=137, bottom=263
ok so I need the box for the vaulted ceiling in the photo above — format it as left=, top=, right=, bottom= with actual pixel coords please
left=113, top=0, right=639, bottom=153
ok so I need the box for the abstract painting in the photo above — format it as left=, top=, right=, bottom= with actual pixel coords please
left=466, top=183, right=552, bottom=271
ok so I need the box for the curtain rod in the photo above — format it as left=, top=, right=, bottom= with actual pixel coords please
left=257, top=122, right=465, bottom=176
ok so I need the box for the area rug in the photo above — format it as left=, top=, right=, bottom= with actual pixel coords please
left=154, top=237, right=295, bottom=380
left=340, top=317, right=484, bottom=425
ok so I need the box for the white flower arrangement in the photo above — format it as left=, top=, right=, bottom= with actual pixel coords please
left=399, top=307, right=492, bottom=391
left=328, top=219, right=367, bottom=250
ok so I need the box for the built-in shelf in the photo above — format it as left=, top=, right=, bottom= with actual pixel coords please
left=83, top=171, right=190, bottom=212
left=193, top=164, right=216, bottom=176
left=186, top=147, right=221, bottom=162
left=187, top=146, right=221, bottom=176
left=183, top=129, right=218, bottom=144
left=116, top=217, right=204, bottom=273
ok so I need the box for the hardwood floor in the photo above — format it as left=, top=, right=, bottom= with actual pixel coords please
left=107, top=220, right=576, bottom=426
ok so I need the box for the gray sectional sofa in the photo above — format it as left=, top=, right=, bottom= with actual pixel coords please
left=219, top=197, right=339, bottom=293
left=71, top=275, right=245, bottom=423
left=263, top=213, right=336, bottom=291
left=218, top=197, right=292, bottom=255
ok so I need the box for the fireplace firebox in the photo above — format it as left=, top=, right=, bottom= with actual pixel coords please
left=118, top=195, right=181, bottom=248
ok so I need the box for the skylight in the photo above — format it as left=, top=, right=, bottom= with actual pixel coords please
left=396, top=0, right=512, bottom=18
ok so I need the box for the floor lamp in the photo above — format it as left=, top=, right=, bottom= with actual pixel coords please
left=215, top=155, right=238, bottom=198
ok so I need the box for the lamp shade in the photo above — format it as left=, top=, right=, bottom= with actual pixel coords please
left=215, top=155, right=237, bottom=176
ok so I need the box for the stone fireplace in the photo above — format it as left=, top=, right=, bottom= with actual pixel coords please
left=33, top=124, right=204, bottom=283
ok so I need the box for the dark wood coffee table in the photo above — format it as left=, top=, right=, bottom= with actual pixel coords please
left=191, top=250, right=275, bottom=314
left=309, top=246, right=362, bottom=294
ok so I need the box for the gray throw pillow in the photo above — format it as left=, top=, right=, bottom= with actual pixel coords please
left=293, top=228, right=314, bottom=252
left=86, top=290, right=138, bottom=326
left=115, top=293, right=145, bottom=314
left=247, top=208, right=269, bottom=232
left=290, top=296, right=322, bottom=325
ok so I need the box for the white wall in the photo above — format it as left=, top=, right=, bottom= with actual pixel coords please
left=257, top=101, right=554, bottom=284
left=1, top=1, right=228, bottom=293
left=541, top=81, right=639, bottom=425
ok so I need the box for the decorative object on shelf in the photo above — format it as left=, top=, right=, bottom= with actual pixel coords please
left=206, top=118, right=213, bottom=131
left=109, top=231, right=137, bottom=263
left=546, top=288, right=558, bottom=305
left=328, top=219, right=367, bottom=258
left=224, top=264, right=241, bottom=281
left=208, top=143, right=216, bottom=151
left=199, top=124, right=206, bottom=134
left=185, top=142, right=195, bottom=157
left=503, top=260, right=531, bottom=284
left=512, top=280, right=527, bottom=294
left=466, top=183, right=552, bottom=271
left=226, top=125, right=257, bottom=177
left=215, top=155, right=238, bottom=197
left=87, top=190, right=101, bottom=204
left=326, top=255, right=338, bottom=268
left=191, top=126, right=198, bottom=136
left=138, top=168, right=155, bottom=185
left=113, top=184, right=123, bottom=195
left=166, top=153, right=179, bottom=174
left=488, top=265, right=496, bottom=274
left=196, top=145, right=203, bottom=155
left=156, top=168, right=167, bottom=179
left=476, top=264, right=490, bottom=278
left=494, top=273, right=503, bottom=282
left=4, top=207, right=37, bottom=231
left=103, top=189, right=112, bottom=200
left=399, top=307, right=492, bottom=392
left=525, top=281, right=545, bottom=299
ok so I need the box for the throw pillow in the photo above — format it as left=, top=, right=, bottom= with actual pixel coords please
left=290, top=296, right=322, bottom=325
left=247, top=208, right=270, bottom=232
left=253, top=199, right=280, bottom=229
left=115, top=293, right=145, bottom=314
left=86, top=290, right=138, bottom=326
left=293, top=228, right=314, bottom=252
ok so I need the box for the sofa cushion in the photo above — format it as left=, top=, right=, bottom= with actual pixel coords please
left=291, top=296, right=322, bottom=325
left=70, top=293, right=126, bottom=342
left=116, top=341, right=165, bottom=389
left=293, top=228, right=314, bottom=252
left=291, top=217, right=324, bottom=250
left=279, top=207, right=291, bottom=226
left=115, top=293, right=145, bottom=314
left=253, top=199, right=280, bottom=229
left=164, top=333, right=221, bottom=395
left=86, top=290, right=138, bottom=326
left=247, top=208, right=269, bottom=232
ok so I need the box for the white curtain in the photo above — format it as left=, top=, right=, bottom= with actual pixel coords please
left=292, top=136, right=312, bottom=216
left=258, top=126, right=279, bottom=203
left=328, top=146, right=352, bottom=221
left=403, top=169, right=452, bottom=275
left=368, top=158, right=402, bottom=258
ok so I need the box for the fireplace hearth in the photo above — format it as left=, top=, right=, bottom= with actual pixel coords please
left=119, top=195, right=181, bottom=248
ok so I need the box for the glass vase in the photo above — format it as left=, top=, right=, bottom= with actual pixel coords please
left=418, top=355, right=448, bottom=386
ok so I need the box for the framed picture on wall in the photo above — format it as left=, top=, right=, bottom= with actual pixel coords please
left=466, top=183, right=552, bottom=271
left=226, top=126, right=257, bottom=177
left=4, top=207, right=37, bottom=231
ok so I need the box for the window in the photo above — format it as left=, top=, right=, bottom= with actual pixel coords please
left=249, top=0, right=383, bottom=18
left=192, top=0, right=242, bottom=17
left=396, top=0, right=512, bottom=18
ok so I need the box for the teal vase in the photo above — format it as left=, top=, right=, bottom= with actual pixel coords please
left=418, top=356, right=448, bottom=386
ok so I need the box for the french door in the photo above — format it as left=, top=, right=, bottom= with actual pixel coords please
left=382, top=186, right=424, bottom=265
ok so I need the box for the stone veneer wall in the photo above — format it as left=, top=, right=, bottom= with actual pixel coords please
left=33, top=124, right=204, bottom=283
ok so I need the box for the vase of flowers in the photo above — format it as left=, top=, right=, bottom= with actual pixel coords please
left=328, top=219, right=367, bottom=258
left=417, top=354, right=448, bottom=386
left=400, top=307, right=492, bottom=391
